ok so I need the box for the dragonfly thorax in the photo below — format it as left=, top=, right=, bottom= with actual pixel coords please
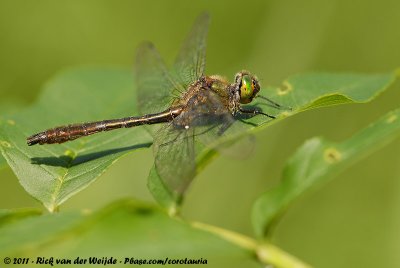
left=199, top=71, right=262, bottom=115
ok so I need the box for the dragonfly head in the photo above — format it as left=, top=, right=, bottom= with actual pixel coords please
left=235, top=71, right=261, bottom=104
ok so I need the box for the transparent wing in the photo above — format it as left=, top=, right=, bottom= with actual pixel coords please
left=134, top=42, right=185, bottom=116
left=153, top=89, right=235, bottom=197
left=135, top=13, right=210, bottom=117
left=172, top=12, right=210, bottom=89
left=182, top=90, right=235, bottom=147
left=154, top=123, right=196, bottom=197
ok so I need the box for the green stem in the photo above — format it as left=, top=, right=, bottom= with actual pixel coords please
left=191, top=221, right=311, bottom=268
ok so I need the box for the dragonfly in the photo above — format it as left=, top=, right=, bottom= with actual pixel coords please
left=27, top=13, right=286, bottom=197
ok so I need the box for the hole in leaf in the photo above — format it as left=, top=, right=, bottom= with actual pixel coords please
left=277, top=81, right=292, bottom=95
left=386, top=114, right=397, bottom=123
left=64, top=149, right=76, bottom=158
left=324, top=147, right=341, bottom=164
left=0, top=141, right=11, bottom=148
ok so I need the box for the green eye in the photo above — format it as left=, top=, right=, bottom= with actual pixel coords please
left=240, top=75, right=254, bottom=103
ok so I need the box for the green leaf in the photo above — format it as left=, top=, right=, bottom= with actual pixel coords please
left=241, top=72, right=398, bottom=129
left=0, top=208, right=42, bottom=227
left=147, top=143, right=217, bottom=212
left=0, top=199, right=310, bottom=268
left=147, top=164, right=178, bottom=214
left=148, top=71, right=399, bottom=207
left=0, top=101, right=24, bottom=170
left=0, top=210, right=84, bottom=255
left=0, top=200, right=253, bottom=267
left=252, top=108, right=400, bottom=238
left=0, top=142, right=6, bottom=170
left=0, top=67, right=152, bottom=212
left=1, top=67, right=397, bottom=212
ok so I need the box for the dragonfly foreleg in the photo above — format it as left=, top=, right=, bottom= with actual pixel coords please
left=239, top=107, right=275, bottom=119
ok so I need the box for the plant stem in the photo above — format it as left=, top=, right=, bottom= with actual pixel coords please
left=191, top=221, right=311, bottom=268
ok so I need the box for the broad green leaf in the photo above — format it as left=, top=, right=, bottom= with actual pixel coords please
left=239, top=72, right=398, bottom=129
left=0, top=199, right=309, bottom=268
left=0, top=200, right=251, bottom=267
left=0, top=210, right=83, bottom=255
left=147, top=164, right=177, bottom=214
left=149, top=71, right=399, bottom=208
left=0, top=67, right=152, bottom=212
left=0, top=142, right=6, bottom=169
left=0, top=67, right=397, bottom=212
left=0, top=208, right=42, bottom=227
left=252, top=108, right=400, bottom=238
left=148, top=143, right=217, bottom=212
left=0, top=101, right=24, bottom=170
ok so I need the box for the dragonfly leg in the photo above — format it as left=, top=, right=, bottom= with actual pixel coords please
left=257, top=95, right=292, bottom=110
left=239, top=107, right=275, bottom=119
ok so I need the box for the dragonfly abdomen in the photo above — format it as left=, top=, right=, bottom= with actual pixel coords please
left=27, top=107, right=182, bottom=146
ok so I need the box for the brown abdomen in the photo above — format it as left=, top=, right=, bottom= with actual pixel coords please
left=27, top=122, right=104, bottom=146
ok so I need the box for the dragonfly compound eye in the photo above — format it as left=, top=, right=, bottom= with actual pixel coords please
left=240, top=75, right=256, bottom=104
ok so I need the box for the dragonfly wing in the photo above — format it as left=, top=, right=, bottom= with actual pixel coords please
left=135, top=12, right=210, bottom=117
left=134, top=42, right=184, bottom=116
left=177, top=89, right=255, bottom=162
left=153, top=122, right=196, bottom=197
left=173, top=12, right=210, bottom=88
left=182, top=89, right=235, bottom=147
left=153, top=89, right=235, bottom=197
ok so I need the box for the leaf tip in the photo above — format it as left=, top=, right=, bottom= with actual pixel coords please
left=47, top=203, right=60, bottom=213
left=167, top=203, right=179, bottom=217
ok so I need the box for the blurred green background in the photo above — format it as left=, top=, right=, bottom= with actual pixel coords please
left=1, top=0, right=399, bottom=267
